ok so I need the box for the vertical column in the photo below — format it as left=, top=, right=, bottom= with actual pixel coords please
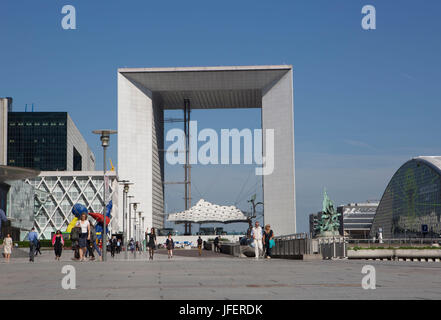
left=261, top=69, right=296, bottom=236
left=118, top=73, right=153, bottom=232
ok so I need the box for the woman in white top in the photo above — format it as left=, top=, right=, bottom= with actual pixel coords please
left=76, top=213, right=90, bottom=262
left=3, top=233, right=13, bottom=263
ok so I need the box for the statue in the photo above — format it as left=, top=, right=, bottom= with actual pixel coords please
left=246, top=194, right=263, bottom=239
left=316, top=189, right=341, bottom=237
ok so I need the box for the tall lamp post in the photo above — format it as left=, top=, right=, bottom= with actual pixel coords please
left=138, top=211, right=142, bottom=251
left=119, top=180, right=132, bottom=260
left=127, top=196, right=134, bottom=239
left=141, top=216, right=145, bottom=252
left=131, top=202, right=139, bottom=258
left=92, top=129, right=117, bottom=262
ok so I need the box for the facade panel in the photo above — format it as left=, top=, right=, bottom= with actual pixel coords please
left=26, top=171, right=118, bottom=239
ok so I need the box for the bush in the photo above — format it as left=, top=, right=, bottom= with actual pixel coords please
left=3, top=239, right=72, bottom=248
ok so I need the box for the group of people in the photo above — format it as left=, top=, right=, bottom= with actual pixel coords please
left=251, top=221, right=274, bottom=259
left=109, top=236, right=122, bottom=257
left=69, top=212, right=102, bottom=261
left=2, top=230, right=41, bottom=263
left=3, top=214, right=273, bottom=263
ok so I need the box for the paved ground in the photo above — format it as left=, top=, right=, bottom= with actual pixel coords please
left=1, top=248, right=441, bottom=299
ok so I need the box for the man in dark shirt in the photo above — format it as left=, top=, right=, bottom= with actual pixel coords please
left=213, top=237, right=220, bottom=253
left=197, top=236, right=203, bottom=256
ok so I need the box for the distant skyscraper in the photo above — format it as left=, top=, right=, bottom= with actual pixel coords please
left=7, top=112, right=95, bottom=171
left=0, top=98, right=13, bottom=165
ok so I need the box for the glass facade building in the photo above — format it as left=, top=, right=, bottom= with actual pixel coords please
left=371, top=156, right=441, bottom=239
left=8, top=112, right=68, bottom=170
left=26, top=171, right=118, bottom=240
left=7, top=112, right=95, bottom=171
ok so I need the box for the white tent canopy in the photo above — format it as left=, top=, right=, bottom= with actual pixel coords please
left=167, top=199, right=248, bottom=224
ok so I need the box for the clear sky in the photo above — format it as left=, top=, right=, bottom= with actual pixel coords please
left=1, top=0, right=440, bottom=234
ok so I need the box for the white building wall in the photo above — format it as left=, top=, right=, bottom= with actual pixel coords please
left=118, top=73, right=154, bottom=235
left=66, top=114, right=96, bottom=171
left=0, top=98, right=9, bottom=165
left=262, top=69, right=296, bottom=235
left=117, top=66, right=296, bottom=236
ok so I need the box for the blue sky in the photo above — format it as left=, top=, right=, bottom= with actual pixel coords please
left=1, top=0, right=440, bottom=234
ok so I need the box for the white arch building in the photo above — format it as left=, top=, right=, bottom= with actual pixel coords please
left=118, top=65, right=296, bottom=235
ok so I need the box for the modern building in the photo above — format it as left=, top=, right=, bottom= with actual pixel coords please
left=7, top=112, right=95, bottom=171
left=0, top=98, right=13, bottom=165
left=309, top=212, right=323, bottom=238
left=0, top=165, right=40, bottom=240
left=25, top=171, right=118, bottom=240
left=337, top=201, right=378, bottom=239
left=371, top=156, right=441, bottom=239
left=118, top=65, right=296, bottom=235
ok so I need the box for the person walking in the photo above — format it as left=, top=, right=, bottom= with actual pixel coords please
left=166, top=234, right=174, bottom=259
left=28, top=227, right=38, bottom=262
left=88, top=223, right=99, bottom=261
left=3, top=233, right=13, bottom=263
left=197, top=236, right=203, bottom=256
left=129, top=238, right=135, bottom=254
left=52, top=230, right=64, bottom=260
left=35, top=239, right=42, bottom=256
left=110, top=236, right=117, bottom=258
left=70, top=225, right=81, bottom=260
left=116, top=239, right=121, bottom=254
left=263, top=224, right=274, bottom=259
left=75, top=213, right=90, bottom=262
left=146, top=228, right=157, bottom=260
left=213, top=236, right=220, bottom=253
left=251, top=221, right=263, bottom=260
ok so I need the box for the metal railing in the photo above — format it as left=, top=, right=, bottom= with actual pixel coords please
left=348, top=238, right=441, bottom=248
left=317, top=237, right=347, bottom=259
left=271, top=235, right=348, bottom=260
left=272, top=233, right=314, bottom=258
left=274, top=232, right=309, bottom=241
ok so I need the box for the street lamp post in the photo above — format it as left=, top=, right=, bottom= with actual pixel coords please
left=131, top=202, right=139, bottom=258
left=119, top=180, right=132, bottom=260
left=126, top=196, right=135, bottom=258
left=92, top=129, right=117, bottom=262
left=141, top=216, right=145, bottom=252
left=138, top=211, right=142, bottom=251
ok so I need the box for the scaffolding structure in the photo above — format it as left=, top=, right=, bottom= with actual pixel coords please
left=162, top=99, right=192, bottom=234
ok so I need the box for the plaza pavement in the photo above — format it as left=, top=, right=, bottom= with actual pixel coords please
left=1, top=248, right=441, bottom=300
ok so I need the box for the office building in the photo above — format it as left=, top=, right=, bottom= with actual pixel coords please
left=371, top=156, right=441, bottom=238
left=7, top=112, right=95, bottom=171
left=118, top=65, right=296, bottom=235
left=337, top=202, right=378, bottom=239
left=26, top=171, right=118, bottom=240
left=0, top=98, right=13, bottom=165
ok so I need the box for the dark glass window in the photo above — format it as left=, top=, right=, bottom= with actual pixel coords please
left=73, top=147, right=82, bottom=171
left=7, top=112, right=68, bottom=171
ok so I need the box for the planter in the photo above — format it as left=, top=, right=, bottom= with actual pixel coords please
left=347, top=249, right=394, bottom=259
left=395, top=249, right=441, bottom=259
